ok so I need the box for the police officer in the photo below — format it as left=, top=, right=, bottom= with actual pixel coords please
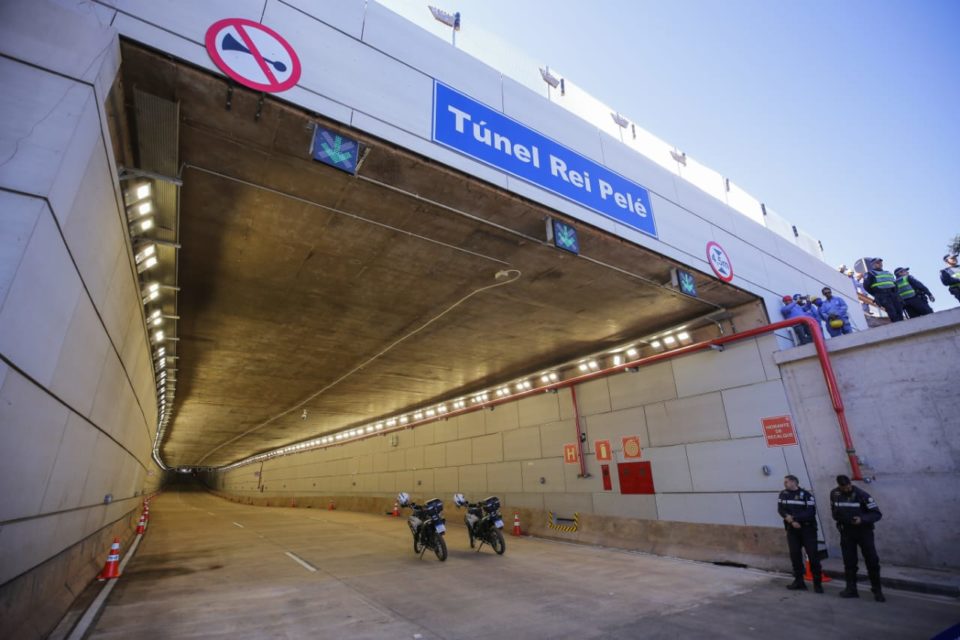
left=894, top=267, right=934, bottom=318
left=862, top=257, right=903, bottom=322
left=777, top=474, right=823, bottom=592
left=830, top=475, right=885, bottom=601
left=940, top=254, right=960, bottom=304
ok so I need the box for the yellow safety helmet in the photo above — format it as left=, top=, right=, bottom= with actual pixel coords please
left=829, top=318, right=844, bottom=329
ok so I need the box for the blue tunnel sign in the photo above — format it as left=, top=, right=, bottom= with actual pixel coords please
left=432, top=82, right=657, bottom=239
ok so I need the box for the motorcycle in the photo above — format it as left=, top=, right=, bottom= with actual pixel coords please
left=397, top=492, right=447, bottom=561
left=453, top=493, right=506, bottom=555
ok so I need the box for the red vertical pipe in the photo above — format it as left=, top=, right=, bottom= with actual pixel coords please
left=569, top=385, right=589, bottom=477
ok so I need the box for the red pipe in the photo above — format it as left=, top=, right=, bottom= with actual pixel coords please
left=284, top=317, right=862, bottom=480
left=569, top=386, right=589, bottom=478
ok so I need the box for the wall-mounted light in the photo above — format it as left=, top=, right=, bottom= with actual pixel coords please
left=626, top=348, right=639, bottom=358
left=663, top=335, right=677, bottom=346
left=650, top=340, right=662, bottom=349
left=142, top=283, right=160, bottom=304
left=131, top=217, right=155, bottom=235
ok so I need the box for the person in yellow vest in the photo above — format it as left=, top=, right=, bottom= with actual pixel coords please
left=862, top=258, right=903, bottom=322
left=893, top=267, right=934, bottom=318
left=941, top=254, right=960, bottom=304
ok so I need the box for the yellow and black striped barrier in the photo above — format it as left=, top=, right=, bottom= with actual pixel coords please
left=547, top=511, right=579, bottom=533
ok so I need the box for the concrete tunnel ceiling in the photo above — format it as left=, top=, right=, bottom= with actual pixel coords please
left=116, top=44, right=760, bottom=468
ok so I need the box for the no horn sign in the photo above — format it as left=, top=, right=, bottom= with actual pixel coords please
left=205, top=18, right=301, bottom=93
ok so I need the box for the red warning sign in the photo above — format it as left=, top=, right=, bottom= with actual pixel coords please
left=762, top=415, right=798, bottom=447
left=594, top=439, right=612, bottom=462
left=621, top=435, right=643, bottom=459
left=563, top=444, right=579, bottom=464
left=205, top=18, right=302, bottom=93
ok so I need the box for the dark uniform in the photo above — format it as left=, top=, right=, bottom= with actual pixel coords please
left=896, top=273, right=933, bottom=318
left=830, top=483, right=884, bottom=600
left=777, top=487, right=822, bottom=589
left=863, top=266, right=904, bottom=322
left=941, top=261, right=960, bottom=303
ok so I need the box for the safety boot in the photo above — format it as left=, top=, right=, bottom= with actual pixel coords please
left=786, top=576, right=807, bottom=591
left=868, top=568, right=885, bottom=602
left=813, top=577, right=824, bottom=594
left=838, top=570, right=859, bottom=598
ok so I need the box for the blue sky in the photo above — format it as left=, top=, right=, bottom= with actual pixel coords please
left=383, top=0, right=960, bottom=310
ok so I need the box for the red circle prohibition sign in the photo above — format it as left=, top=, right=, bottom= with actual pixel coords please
left=205, top=18, right=302, bottom=93
left=705, top=241, right=734, bottom=282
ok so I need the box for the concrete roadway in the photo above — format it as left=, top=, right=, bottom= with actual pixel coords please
left=88, top=491, right=959, bottom=639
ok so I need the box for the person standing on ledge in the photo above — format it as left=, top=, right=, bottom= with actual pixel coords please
left=863, top=257, right=904, bottom=322
left=778, top=474, right=823, bottom=593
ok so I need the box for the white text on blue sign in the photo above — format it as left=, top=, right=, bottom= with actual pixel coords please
left=432, top=82, right=656, bottom=238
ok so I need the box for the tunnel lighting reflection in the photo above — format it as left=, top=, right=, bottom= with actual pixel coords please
left=142, top=283, right=160, bottom=304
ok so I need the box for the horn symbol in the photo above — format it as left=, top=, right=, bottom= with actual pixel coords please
left=221, top=32, right=287, bottom=72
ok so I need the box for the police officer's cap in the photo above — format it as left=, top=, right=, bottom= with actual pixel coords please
left=836, top=474, right=852, bottom=486
left=894, top=267, right=908, bottom=275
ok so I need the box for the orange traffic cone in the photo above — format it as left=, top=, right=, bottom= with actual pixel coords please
left=97, top=537, right=122, bottom=581
left=328, top=499, right=335, bottom=511
left=512, top=512, right=522, bottom=537
left=392, top=501, right=399, bottom=517
left=135, top=516, right=146, bottom=535
left=804, top=560, right=831, bottom=582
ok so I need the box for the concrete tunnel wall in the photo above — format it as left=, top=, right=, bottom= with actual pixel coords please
left=211, top=335, right=816, bottom=570
left=95, top=0, right=866, bottom=345
left=775, top=310, right=960, bottom=571
left=0, top=2, right=165, bottom=634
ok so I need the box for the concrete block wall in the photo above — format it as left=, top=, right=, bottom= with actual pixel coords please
left=216, top=336, right=813, bottom=566
left=775, top=310, right=960, bottom=570
left=0, top=0, right=163, bottom=617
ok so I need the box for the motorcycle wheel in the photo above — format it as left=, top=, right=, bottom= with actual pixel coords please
left=413, top=531, right=424, bottom=554
left=490, top=528, right=506, bottom=555
left=434, top=534, right=448, bottom=561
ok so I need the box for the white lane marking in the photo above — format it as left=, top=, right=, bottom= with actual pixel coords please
left=206, top=511, right=216, bottom=516
left=233, top=522, right=244, bottom=528
left=284, top=551, right=318, bottom=573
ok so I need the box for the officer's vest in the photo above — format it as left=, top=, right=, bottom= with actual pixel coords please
left=869, top=269, right=896, bottom=291
left=896, top=276, right=916, bottom=299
